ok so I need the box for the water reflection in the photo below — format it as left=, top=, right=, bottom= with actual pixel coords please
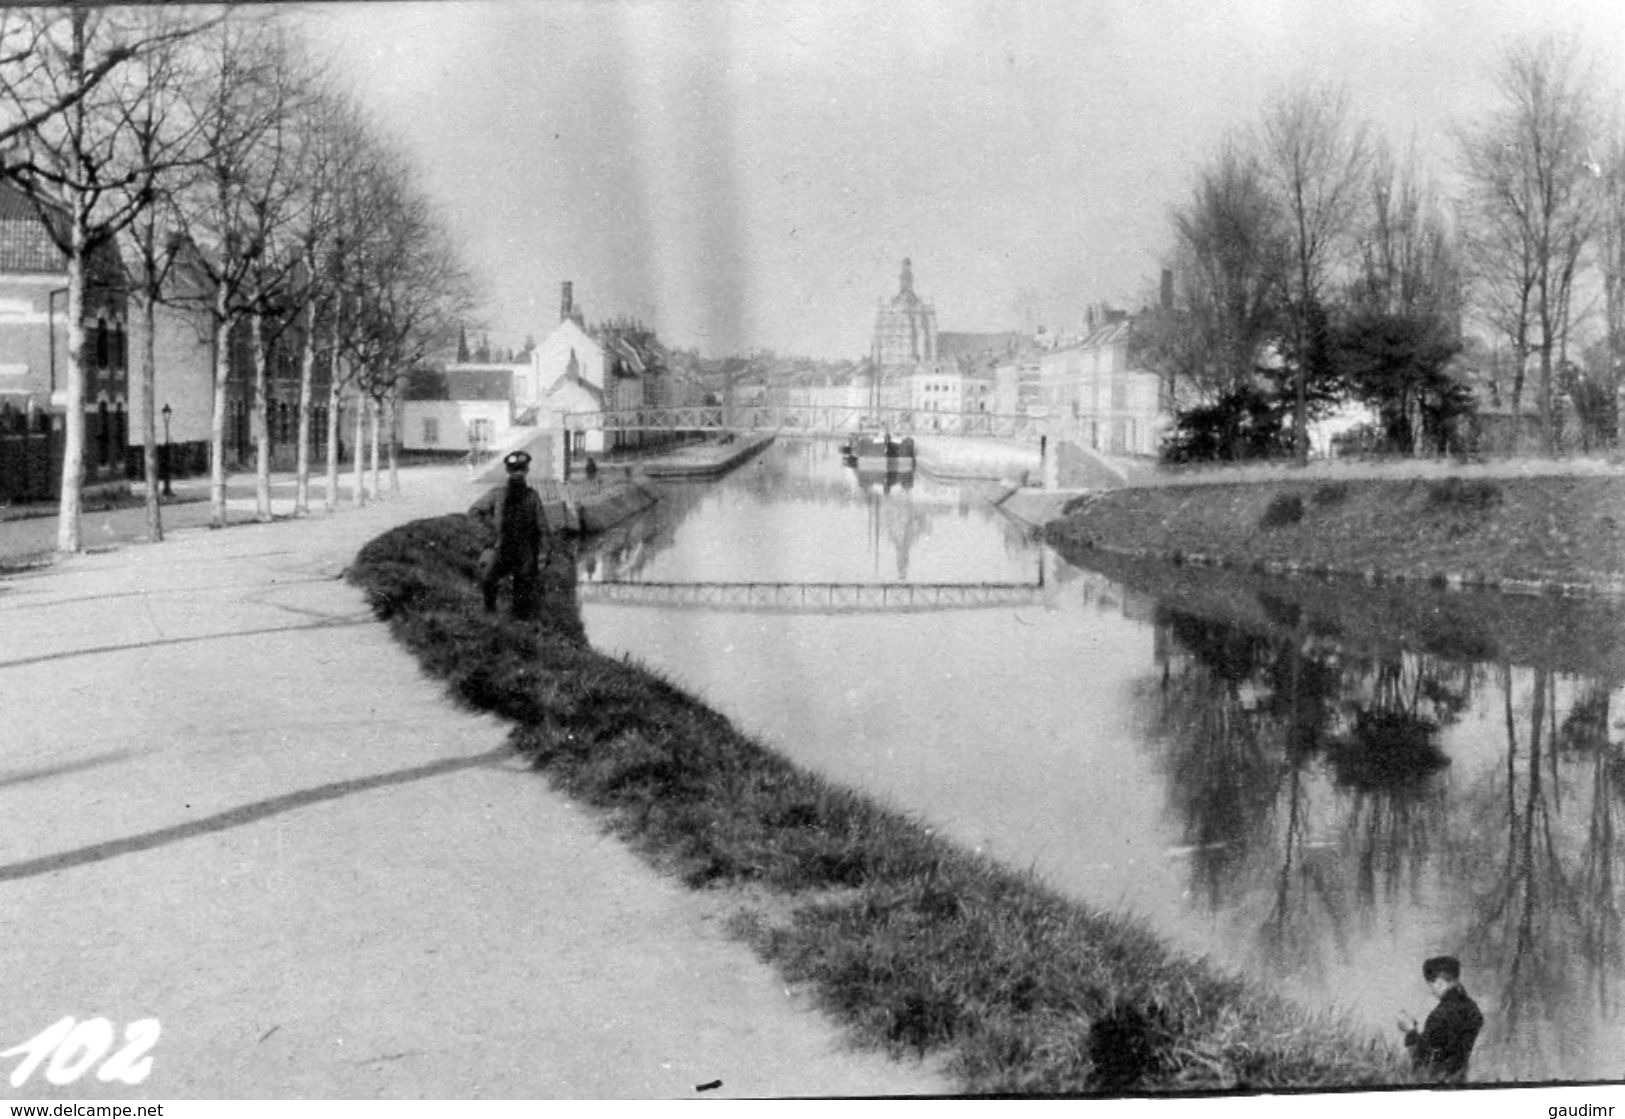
left=1137, top=574, right=1625, bottom=1080
left=579, top=439, right=1625, bottom=1081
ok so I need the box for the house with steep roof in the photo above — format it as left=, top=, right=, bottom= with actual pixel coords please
left=0, top=181, right=129, bottom=501
left=527, top=282, right=660, bottom=454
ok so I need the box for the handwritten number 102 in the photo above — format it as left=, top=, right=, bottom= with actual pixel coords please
left=2, top=1017, right=160, bottom=1087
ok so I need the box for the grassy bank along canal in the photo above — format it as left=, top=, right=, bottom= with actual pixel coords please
left=349, top=507, right=1404, bottom=1094
left=1044, top=467, right=1625, bottom=596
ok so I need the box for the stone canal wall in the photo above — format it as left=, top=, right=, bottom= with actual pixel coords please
left=559, top=481, right=659, bottom=534
left=1042, top=470, right=1625, bottom=597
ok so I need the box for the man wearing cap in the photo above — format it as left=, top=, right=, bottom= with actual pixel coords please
left=468, top=450, right=549, bottom=619
left=1397, top=955, right=1484, bottom=1083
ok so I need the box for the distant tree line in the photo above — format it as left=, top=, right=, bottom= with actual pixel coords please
left=0, top=5, right=477, bottom=550
left=1136, top=33, right=1624, bottom=463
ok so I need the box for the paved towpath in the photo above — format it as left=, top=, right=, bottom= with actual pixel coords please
left=0, top=465, right=947, bottom=1099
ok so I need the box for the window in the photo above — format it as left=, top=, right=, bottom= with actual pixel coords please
left=422, top=416, right=440, bottom=445
left=469, top=418, right=492, bottom=446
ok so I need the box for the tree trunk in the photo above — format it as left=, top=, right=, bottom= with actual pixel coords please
left=387, top=391, right=399, bottom=495
left=324, top=377, right=341, bottom=512
left=209, top=288, right=231, bottom=527
left=351, top=383, right=366, bottom=507
left=56, top=234, right=87, bottom=553
left=251, top=308, right=272, bottom=522
left=325, top=302, right=343, bottom=512
left=295, top=294, right=315, bottom=516
left=141, top=292, right=162, bottom=543
left=368, top=393, right=381, bottom=497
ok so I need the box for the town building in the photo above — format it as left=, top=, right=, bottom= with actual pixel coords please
left=123, top=240, right=215, bottom=478
left=866, top=259, right=935, bottom=410
left=0, top=182, right=129, bottom=502
left=527, top=281, right=667, bottom=456
left=400, top=364, right=517, bottom=457
left=908, top=358, right=994, bottom=430
left=1035, top=308, right=1166, bottom=456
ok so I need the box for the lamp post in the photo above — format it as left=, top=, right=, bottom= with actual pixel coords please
left=161, top=402, right=173, bottom=497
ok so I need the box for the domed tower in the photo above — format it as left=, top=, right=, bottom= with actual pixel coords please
left=870, top=258, right=937, bottom=370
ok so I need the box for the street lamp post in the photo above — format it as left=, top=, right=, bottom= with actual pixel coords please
left=161, top=402, right=173, bottom=497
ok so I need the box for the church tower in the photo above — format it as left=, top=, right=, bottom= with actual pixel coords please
left=870, top=258, right=937, bottom=370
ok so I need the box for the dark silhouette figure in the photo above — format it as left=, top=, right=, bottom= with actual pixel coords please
left=584, top=455, right=598, bottom=480
left=1398, top=955, right=1484, bottom=1083
left=469, top=450, right=548, bottom=619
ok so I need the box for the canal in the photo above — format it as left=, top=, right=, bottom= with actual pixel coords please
left=577, top=436, right=1625, bottom=1084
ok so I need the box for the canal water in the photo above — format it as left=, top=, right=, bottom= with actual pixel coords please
left=577, top=437, right=1625, bottom=1084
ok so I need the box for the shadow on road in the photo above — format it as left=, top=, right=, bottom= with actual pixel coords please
left=0, top=747, right=511, bottom=883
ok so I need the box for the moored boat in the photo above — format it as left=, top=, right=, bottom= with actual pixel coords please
left=844, top=430, right=914, bottom=471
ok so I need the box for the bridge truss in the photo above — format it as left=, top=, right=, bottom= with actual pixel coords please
left=578, top=579, right=1045, bottom=613
left=562, top=404, right=1044, bottom=442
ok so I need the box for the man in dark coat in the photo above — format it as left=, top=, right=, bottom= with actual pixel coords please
left=469, top=450, right=549, bottom=619
left=1397, top=955, right=1484, bottom=1083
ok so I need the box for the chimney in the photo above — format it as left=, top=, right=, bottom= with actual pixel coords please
left=560, top=281, right=573, bottom=324
left=1160, top=268, right=1174, bottom=311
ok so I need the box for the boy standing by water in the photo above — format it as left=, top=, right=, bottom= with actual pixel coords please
left=469, top=450, right=549, bottom=619
left=1397, top=955, right=1484, bottom=1083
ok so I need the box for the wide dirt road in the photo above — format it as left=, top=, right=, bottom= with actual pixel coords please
left=0, top=466, right=946, bottom=1099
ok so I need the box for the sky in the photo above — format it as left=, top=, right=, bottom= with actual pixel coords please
left=305, top=0, right=1625, bottom=361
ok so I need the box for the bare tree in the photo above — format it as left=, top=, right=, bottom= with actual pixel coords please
left=169, top=12, right=310, bottom=527
left=286, top=84, right=362, bottom=516
left=105, top=8, right=213, bottom=543
left=1257, top=82, right=1372, bottom=461
left=0, top=7, right=208, bottom=552
left=1140, top=140, right=1287, bottom=408
left=1458, top=34, right=1600, bottom=454
left=338, top=135, right=475, bottom=499
left=1596, top=116, right=1625, bottom=444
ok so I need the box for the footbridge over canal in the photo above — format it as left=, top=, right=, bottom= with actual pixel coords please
left=561, top=404, right=1045, bottom=442
left=578, top=578, right=1045, bottom=613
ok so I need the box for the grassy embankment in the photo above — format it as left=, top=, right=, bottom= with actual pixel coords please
left=1046, top=473, right=1625, bottom=595
left=349, top=514, right=1402, bottom=1094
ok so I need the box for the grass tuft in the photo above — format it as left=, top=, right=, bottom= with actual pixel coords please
left=1258, top=493, right=1305, bottom=530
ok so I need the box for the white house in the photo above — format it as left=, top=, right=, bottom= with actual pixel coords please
left=528, top=281, right=654, bottom=453
left=908, top=358, right=994, bottom=431
left=527, top=284, right=606, bottom=410
left=1036, top=315, right=1167, bottom=456
left=547, top=347, right=610, bottom=456
left=400, top=365, right=514, bottom=455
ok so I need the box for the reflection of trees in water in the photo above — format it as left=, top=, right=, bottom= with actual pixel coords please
left=1110, top=567, right=1625, bottom=1078
left=1145, top=652, right=1285, bottom=911
left=1447, top=667, right=1625, bottom=1080
left=1145, top=608, right=1474, bottom=989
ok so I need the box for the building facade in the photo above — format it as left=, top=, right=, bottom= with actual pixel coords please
left=401, top=365, right=516, bottom=455
left=1037, top=315, right=1166, bottom=456
left=0, top=182, right=130, bottom=502
left=528, top=281, right=667, bottom=453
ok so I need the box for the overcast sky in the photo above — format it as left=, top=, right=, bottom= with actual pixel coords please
left=307, top=0, right=1625, bottom=361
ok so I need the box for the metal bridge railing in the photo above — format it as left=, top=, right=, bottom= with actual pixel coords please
left=579, top=579, right=1045, bottom=613
left=561, top=404, right=1044, bottom=442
